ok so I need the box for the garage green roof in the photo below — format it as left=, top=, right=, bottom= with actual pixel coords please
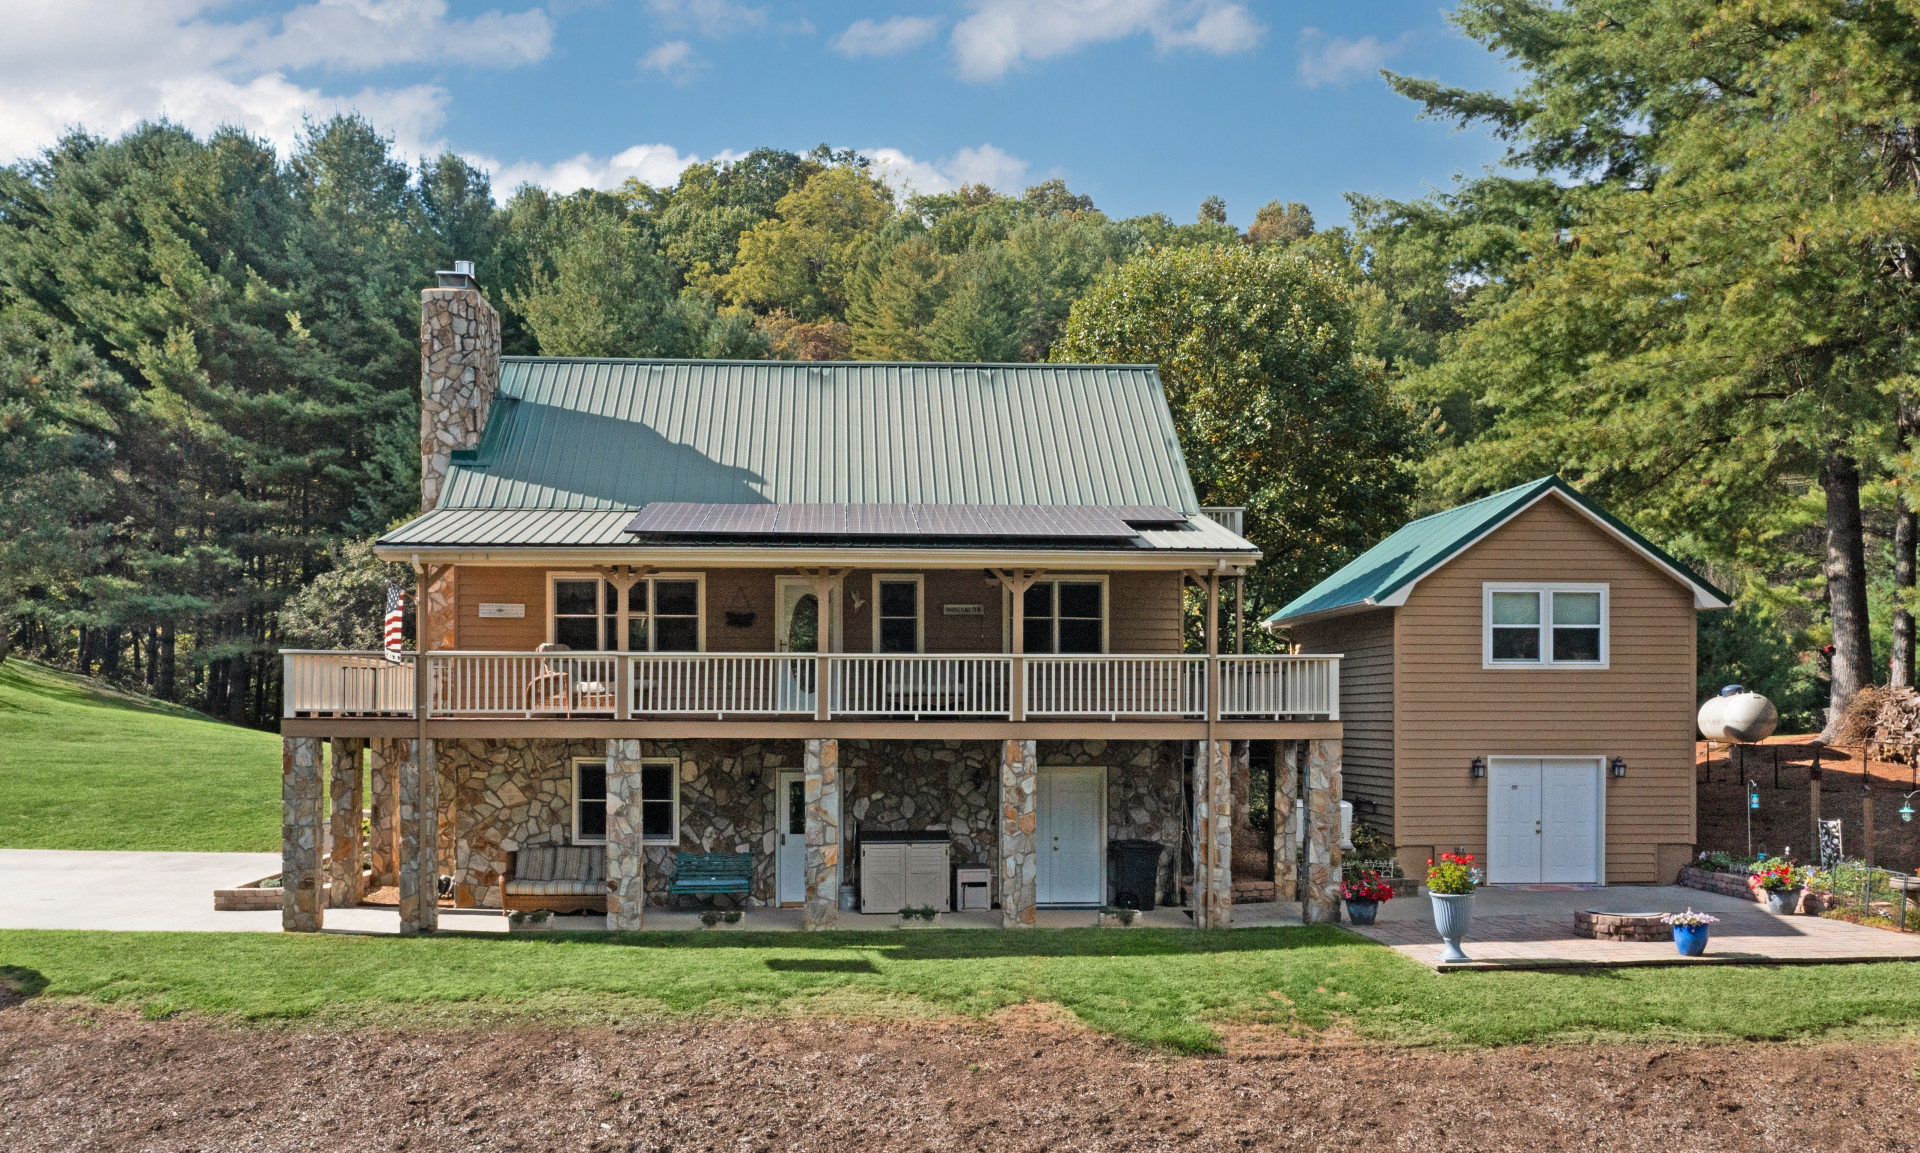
left=1265, top=476, right=1731, bottom=626
left=434, top=358, right=1202, bottom=512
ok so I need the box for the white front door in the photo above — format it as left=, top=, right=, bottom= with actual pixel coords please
left=1036, top=767, right=1103, bottom=905
left=1486, top=757, right=1601, bottom=884
left=775, top=770, right=806, bottom=905
left=774, top=580, right=819, bottom=712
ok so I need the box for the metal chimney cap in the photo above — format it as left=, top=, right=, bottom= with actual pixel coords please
left=435, top=261, right=479, bottom=289
left=453, top=259, right=475, bottom=276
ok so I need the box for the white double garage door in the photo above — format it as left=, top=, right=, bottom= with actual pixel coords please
left=1485, top=757, right=1605, bottom=884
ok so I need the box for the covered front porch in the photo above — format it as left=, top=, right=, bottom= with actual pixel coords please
left=277, top=731, right=1350, bottom=934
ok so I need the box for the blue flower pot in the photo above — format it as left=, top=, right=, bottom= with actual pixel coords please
left=1430, top=892, right=1474, bottom=962
left=1673, top=924, right=1709, bottom=957
left=1345, top=899, right=1379, bottom=926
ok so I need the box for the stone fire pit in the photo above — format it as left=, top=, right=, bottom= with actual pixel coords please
left=1573, top=909, right=1670, bottom=942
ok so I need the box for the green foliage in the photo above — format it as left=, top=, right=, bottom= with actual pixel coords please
left=1056, top=244, right=1420, bottom=621
left=1698, top=604, right=1824, bottom=733
left=276, top=537, right=413, bottom=651
left=721, top=166, right=895, bottom=321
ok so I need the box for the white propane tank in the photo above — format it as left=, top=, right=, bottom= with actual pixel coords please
left=1697, top=684, right=1779, bottom=744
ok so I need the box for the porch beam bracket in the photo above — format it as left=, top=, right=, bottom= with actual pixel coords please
left=990, top=569, right=1045, bottom=722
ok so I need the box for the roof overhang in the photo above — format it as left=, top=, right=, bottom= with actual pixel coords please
left=374, top=543, right=1257, bottom=571
left=1266, top=484, right=1731, bottom=629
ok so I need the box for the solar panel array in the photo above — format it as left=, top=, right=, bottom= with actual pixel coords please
left=622, top=502, right=1188, bottom=541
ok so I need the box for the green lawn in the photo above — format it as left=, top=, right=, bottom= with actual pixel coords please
left=7, top=926, right=1920, bottom=1051
left=0, top=660, right=281, bottom=851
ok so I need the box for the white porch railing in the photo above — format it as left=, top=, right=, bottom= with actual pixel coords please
left=280, top=651, right=1341, bottom=721
left=828, top=655, right=1013, bottom=717
left=633, top=653, right=816, bottom=716
left=282, top=651, right=415, bottom=715
left=1022, top=655, right=1206, bottom=718
left=1217, top=655, right=1341, bottom=720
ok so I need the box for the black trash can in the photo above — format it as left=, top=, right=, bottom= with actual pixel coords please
left=1108, top=839, right=1166, bottom=911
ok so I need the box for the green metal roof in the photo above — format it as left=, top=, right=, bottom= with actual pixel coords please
left=435, top=359, right=1202, bottom=512
left=1265, top=476, right=1731, bottom=626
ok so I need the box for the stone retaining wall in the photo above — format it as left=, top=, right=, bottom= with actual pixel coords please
left=1677, top=865, right=1763, bottom=902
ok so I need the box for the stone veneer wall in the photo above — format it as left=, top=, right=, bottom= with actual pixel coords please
left=419, top=285, right=500, bottom=513
left=842, top=740, right=998, bottom=883
left=436, top=737, right=797, bottom=908
left=1049, top=739, right=1185, bottom=906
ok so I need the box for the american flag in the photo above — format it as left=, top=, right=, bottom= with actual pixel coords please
left=383, top=584, right=407, bottom=655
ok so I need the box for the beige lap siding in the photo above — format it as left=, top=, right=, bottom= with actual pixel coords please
left=1291, top=609, right=1394, bottom=833
left=1392, top=497, right=1697, bottom=883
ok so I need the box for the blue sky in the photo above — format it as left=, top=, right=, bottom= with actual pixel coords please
left=1, top=1, right=1521, bottom=228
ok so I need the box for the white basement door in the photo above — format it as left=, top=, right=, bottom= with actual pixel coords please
left=1486, top=757, right=1601, bottom=884
left=776, top=771, right=806, bottom=905
left=1036, top=767, right=1103, bottom=905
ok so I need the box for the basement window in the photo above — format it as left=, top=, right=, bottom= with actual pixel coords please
left=572, top=757, right=679, bottom=845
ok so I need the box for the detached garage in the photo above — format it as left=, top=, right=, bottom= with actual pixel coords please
left=1267, top=476, right=1730, bottom=885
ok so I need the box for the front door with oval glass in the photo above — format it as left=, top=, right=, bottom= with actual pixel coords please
left=775, top=579, right=821, bottom=713
left=776, top=770, right=806, bottom=905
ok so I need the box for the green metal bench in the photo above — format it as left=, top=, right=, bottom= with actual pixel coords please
left=667, top=852, right=754, bottom=902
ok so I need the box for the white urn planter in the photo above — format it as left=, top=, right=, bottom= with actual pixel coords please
left=1430, top=893, right=1474, bottom=963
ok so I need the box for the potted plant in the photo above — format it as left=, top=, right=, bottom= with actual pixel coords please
left=1748, top=859, right=1803, bottom=913
left=507, top=909, right=552, bottom=933
left=1340, top=870, right=1395, bottom=926
left=1426, top=852, right=1481, bottom=962
left=1099, top=905, right=1138, bottom=928
left=1660, top=908, right=1719, bottom=957
left=899, top=904, right=940, bottom=927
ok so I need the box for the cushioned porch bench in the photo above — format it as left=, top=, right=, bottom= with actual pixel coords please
left=668, top=852, right=753, bottom=906
left=503, top=845, right=607, bottom=914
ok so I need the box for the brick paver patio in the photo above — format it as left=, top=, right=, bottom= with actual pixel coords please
left=1354, top=887, right=1920, bottom=969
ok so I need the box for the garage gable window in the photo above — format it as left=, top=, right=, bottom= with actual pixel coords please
left=1483, top=584, right=1608, bottom=668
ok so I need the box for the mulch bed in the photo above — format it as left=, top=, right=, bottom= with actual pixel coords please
left=3, top=1002, right=1918, bottom=1151
left=1697, top=737, right=1920, bottom=872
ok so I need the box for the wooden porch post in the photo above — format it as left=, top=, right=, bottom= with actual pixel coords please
left=1234, top=575, right=1244, bottom=655
left=804, top=737, right=841, bottom=929
left=991, top=569, right=1043, bottom=722
left=281, top=736, right=324, bottom=932
left=605, top=738, right=647, bottom=930
left=326, top=737, right=366, bottom=907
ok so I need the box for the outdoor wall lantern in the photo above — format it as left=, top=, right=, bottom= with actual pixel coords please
left=1901, top=791, right=1918, bottom=823
left=1610, top=756, right=1627, bottom=778
left=1469, top=756, right=1486, bottom=780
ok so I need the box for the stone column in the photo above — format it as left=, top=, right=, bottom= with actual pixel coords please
left=368, top=738, right=402, bottom=889
left=1273, top=741, right=1301, bottom=903
left=281, top=736, right=324, bottom=932
left=605, top=738, right=647, bottom=931
left=804, top=738, right=841, bottom=930
left=1304, top=738, right=1344, bottom=923
left=997, top=739, right=1037, bottom=928
left=1192, top=739, right=1234, bottom=928
left=420, top=274, right=501, bottom=513
left=398, top=738, right=440, bottom=935
left=326, top=738, right=365, bottom=907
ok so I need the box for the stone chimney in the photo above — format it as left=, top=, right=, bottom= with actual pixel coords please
left=419, top=260, right=501, bottom=512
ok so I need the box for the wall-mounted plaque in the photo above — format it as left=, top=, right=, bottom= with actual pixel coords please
left=477, top=603, right=526, bottom=619
left=942, top=603, right=985, bottom=616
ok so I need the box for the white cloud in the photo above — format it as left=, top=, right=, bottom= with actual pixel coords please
left=0, top=0, right=551, bottom=164
left=831, top=16, right=942, bottom=58
left=866, top=143, right=1030, bottom=197
left=950, top=0, right=1262, bottom=82
left=643, top=0, right=768, bottom=37
left=639, top=40, right=704, bottom=83
left=1295, top=28, right=1411, bottom=89
left=477, top=143, right=714, bottom=195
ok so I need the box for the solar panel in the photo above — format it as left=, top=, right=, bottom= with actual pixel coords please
left=621, top=503, right=1183, bottom=541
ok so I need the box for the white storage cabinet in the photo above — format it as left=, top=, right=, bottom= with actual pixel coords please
left=860, top=837, right=950, bottom=913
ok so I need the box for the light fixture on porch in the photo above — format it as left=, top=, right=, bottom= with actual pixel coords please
left=1469, top=756, right=1485, bottom=780
left=1901, top=791, right=1918, bottom=823
left=1610, top=756, right=1627, bottom=778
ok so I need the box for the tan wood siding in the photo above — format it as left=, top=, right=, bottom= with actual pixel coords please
left=1108, top=571, right=1185, bottom=653
left=1292, top=609, right=1394, bottom=832
left=455, top=567, right=545, bottom=650
left=1391, top=496, right=1698, bottom=883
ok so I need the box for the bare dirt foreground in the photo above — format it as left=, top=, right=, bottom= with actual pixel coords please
left=3, top=1004, right=1918, bottom=1153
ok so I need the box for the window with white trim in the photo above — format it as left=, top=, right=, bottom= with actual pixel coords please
left=549, top=574, right=704, bottom=651
left=874, top=575, right=922, bottom=653
left=1020, top=579, right=1105, bottom=654
left=1483, top=584, right=1608, bottom=667
left=572, top=757, right=679, bottom=845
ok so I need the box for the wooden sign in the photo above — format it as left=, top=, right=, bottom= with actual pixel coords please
left=477, top=603, right=526, bottom=619
left=942, top=603, right=984, bottom=616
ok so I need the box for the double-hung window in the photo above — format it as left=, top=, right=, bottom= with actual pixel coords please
left=874, top=575, right=922, bottom=653
left=1484, top=584, right=1607, bottom=668
left=549, top=575, right=703, bottom=651
left=572, top=757, right=678, bottom=845
left=1019, top=580, right=1105, bottom=654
